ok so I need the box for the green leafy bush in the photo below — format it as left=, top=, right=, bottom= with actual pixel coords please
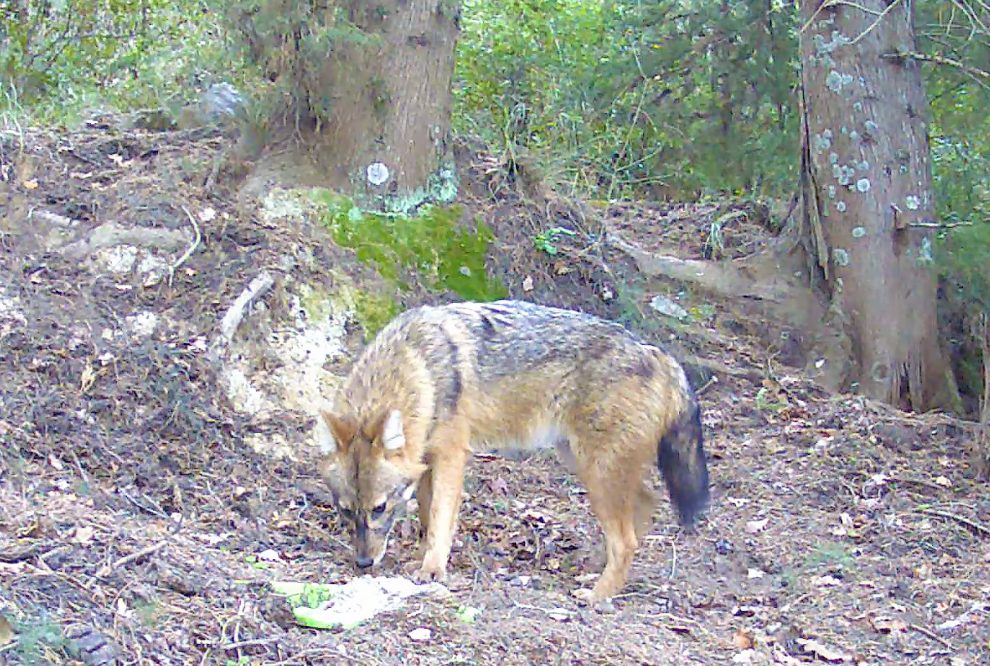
left=454, top=0, right=800, bottom=200
left=1, top=1, right=239, bottom=123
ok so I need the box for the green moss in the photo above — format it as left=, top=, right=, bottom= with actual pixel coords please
left=314, top=192, right=507, bottom=304
left=312, top=270, right=398, bottom=342
left=352, top=290, right=401, bottom=341
left=299, top=283, right=332, bottom=322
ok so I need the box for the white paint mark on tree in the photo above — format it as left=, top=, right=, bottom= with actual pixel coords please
left=366, top=162, right=391, bottom=186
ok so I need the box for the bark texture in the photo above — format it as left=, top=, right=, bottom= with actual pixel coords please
left=977, top=315, right=990, bottom=478
left=798, top=0, right=954, bottom=410
left=313, top=0, right=460, bottom=208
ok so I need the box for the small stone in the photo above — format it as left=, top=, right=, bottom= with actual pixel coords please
left=649, top=295, right=688, bottom=320
left=715, top=538, right=734, bottom=555
left=408, top=627, right=432, bottom=641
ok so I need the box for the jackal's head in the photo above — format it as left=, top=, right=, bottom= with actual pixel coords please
left=315, top=408, right=426, bottom=571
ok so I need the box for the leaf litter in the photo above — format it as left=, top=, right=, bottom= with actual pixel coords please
left=0, top=120, right=987, bottom=664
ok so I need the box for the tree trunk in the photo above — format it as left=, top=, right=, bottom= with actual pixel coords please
left=976, top=314, right=990, bottom=479
left=310, top=0, right=461, bottom=211
left=797, top=0, right=954, bottom=411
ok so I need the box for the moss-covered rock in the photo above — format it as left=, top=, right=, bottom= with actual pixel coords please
left=313, top=191, right=507, bottom=306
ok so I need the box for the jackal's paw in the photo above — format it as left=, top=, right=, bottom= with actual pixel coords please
left=413, top=556, right=448, bottom=583
left=414, top=564, right=447, bottom=583
left=571, top=587, right=615, bottom=612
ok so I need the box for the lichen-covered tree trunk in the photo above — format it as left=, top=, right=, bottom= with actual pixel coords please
left=798, top=0, right=954, bottom=410
left=312, top=0, right=460, bottom=211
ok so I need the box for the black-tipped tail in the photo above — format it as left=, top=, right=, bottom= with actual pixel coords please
left=658, top=399, right=710, bottom=526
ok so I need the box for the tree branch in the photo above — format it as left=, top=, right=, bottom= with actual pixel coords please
left=881, top=50, right=990, bottom=89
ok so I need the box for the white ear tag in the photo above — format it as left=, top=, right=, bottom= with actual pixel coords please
left=382, top=410, right=405, bottom=451
left=316, top=413, right=337, bottom=454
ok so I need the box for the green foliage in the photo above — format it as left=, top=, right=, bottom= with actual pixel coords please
left=455, top=0, right=800, bottom=200
left=316, top=192, right=508, bottom=307
left=10, top=613, right=67, bottom=663
left=219, top=1, right=380, bottom=127
left=0, top=0, right=241, bottom=124
left=533, top=227, right=576, bottom=256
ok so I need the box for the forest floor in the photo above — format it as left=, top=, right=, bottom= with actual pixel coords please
left=1, top=117, right=988, bottom=666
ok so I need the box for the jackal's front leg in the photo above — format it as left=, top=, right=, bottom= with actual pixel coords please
left=415, top=442, right=468, bottom=583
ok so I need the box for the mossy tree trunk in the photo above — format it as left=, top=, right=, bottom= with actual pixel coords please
left=311, top=0, right=461, bottom=211
left=796, top=0, right=955, bottom=411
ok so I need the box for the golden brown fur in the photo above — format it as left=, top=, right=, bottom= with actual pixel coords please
left=315, top=300, right=709, bottom=602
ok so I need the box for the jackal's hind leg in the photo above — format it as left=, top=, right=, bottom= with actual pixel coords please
left=571, top=459, right=642, bottom=602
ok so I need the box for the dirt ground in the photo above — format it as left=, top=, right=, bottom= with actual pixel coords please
left=1, top=119, right=988, bottom=666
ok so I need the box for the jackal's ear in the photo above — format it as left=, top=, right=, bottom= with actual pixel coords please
left=380, top=409, right=406, bottom=452
left=316, top=409, right=355, bottom=456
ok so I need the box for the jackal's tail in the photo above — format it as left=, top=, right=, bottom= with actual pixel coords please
left=658, top=396, right=710, bottom=526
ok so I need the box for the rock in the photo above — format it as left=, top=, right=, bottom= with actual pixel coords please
left=649, top=295, right=688, bottom=320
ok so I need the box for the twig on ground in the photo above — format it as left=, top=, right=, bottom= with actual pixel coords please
left=170, top=205, right=202, bottom=285
left=218, top=637, right=279, bottom=651
left=208, top=270, right=275, bottom=363
left=908, top=623, right=953, bottom=648
left=681, top=352, right=763, bottom=381
left=96, top=540, right=168, bottom=577
left=916, top=507, right=990, bottom=538
left=696, top=375, right=718, bottom=396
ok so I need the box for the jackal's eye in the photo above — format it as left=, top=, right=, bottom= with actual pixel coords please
left=371, top=502, right=387, bottom=519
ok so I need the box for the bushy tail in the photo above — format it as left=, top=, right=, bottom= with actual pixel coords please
left=658, top=397, right=710, bottom=526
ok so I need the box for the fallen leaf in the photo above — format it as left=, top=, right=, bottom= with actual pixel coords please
left=934, top=475, right=951, bottom=488
left=731, top=649, right=756, bottom=663
left=0, top=614, right=14, bottom=646
left=71, top=525, right=95, bottom=545
left=199, top=207, right=217, bottom=222
left=869, top=615, right=907, bottom=633
left=23, top=179, right=39, bottom=190
left=813, top=575, right=843, bottom=588
left=733, top=628, right=754, bottom=649
left=408, top=627, right=431, bottom=641
left=80, top=361, right=96, bottom=392
left=522, top=276, right=534, bottom=292
left=455, top=605, right=481, bottom=623
left=795, top=638, right=852, bottom=663
left=746, top=568, right=765, bottom=579
left=745, top=517, right=769, bottom=533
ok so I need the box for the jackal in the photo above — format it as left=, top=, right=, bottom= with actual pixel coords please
left=315, top=299, right=709, bottom=602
